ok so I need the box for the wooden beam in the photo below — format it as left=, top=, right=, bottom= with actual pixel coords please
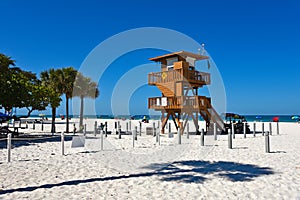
left=161, top=112, right=170, bottom=134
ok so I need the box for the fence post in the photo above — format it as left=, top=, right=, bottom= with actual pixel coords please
left=126, top=122, right=129, bottom=133
left=132, top=129, right=136, bottom=148
left=200, top=128, right=204, bottom=146
left=94, top=121, right=97, bottom=136
left=214, top=123, right=217, bottom=140
left=187, top=122, right=190, bottom=139
left=19, top=120, right=22, bottom=128
left=100, top=130, right=103, bottom=150
left=168, top=123, right=171, bottom=137
left=118, top=125, right=121, bottom=139
left=7, top=133, right=12, bottom=162
left=41, top=121, right=44, bottom=131
left=158, top=127, right=160, bottom=145
left=243, top=122, right=246, bottom=138
left=61, top=132, right=65, bottom=156
left=228, top=128, right=232, bottom=149
left=152, top=122, right=156, bottom=137
left=73, top=124, right=76, bottom=135
left=129, top=120, right=131, bottom=131
left=105, top=122, right=108, bottom=137
left=253, top=122, right=256, bottom=137
left=33, top=121, right=35, bottom=130
left=156, top=124, right=159, bottom=143
left=276, top=122, right=279, bottom=135
left=262, top=123, right=264, bottom=136
left=134, top=126, right=137, bottom=140
left=26, top=121, right=28, bottom=129
left=231, top=123, right=235, bottom=139
left=139, top=122, right=142, bottom=136
left=178, top=128, right=181, bottom=144
left=269, top=122, right=272, bottom=135
left=265, top=131, right=270, bottom=153
left=84, top=124, right=87, bottom=136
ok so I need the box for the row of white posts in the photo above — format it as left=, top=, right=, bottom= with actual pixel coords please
left=6, top=121, right=280, bottom=162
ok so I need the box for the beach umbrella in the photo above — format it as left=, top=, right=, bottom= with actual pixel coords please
left=272, top=116, right=279, bottom=122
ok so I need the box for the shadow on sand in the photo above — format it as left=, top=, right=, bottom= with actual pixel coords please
left=0, top=135, right=72, bottom=149
left=0, top=160, right=274, bottom=195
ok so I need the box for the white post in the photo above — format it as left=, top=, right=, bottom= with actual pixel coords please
left=265, top=131, right=270, bottom=153
left=129, top=120, right=132, bottom=131
left=25, top=121, right=28, bottom=129
left=7, top=133, right=12, bottom=162
left=228, top=128, right=232, bottom=149
left=139, top=122, right=142, bottom=136
left=73, top=123, right=76, bottom=135
left=84, top=124, right=87, bottom=136
left=253, top=122, right=256, bottom=137
left=200, top=128, right=204, bottom=146
left=134, top=126, right=137, bottom=140
left=187, top=122, right=190, bottom=139
left=243, top=122, right=246, bottom=138
left=231, top=123, right=235, bottom=139
left=158, top=128, right=160, bottom=145
left=156, top=124, right=159, bottom=143
left=61, top=132, right=65, bottom=156
left=178, top=128, right=181, bottom=145
left=100, top=130, right=103, bottom=150
left=94, top=121, right=97, bottom=136
left=152, top=122, right=156, bottom=137
left=269, top=122, right=272, bottom=135
left=168, top=123, right=171, bottom=138
left=105, top=122, right=108, bottom=137
left=118, top=125, right=121, bottom=139
left=214, top=123, right=217, bottom=140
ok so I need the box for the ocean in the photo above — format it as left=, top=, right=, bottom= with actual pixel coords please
left=24, top=114, right=299, bottom=122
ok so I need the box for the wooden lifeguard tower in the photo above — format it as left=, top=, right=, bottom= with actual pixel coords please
left=148, top=51, right=224, bottom=134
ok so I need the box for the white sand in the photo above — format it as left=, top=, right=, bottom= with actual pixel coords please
left=0, top=119, right=299, bottom=199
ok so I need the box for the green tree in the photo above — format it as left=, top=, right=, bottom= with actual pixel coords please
left=40, top=69, right=62, bottom=133
left=73, top=73, right=99, bottom=131
left=0, top=54, right=49, bottom=116
left=57, top=67, right=77, bottom=133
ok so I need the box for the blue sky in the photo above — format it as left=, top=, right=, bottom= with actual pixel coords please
left=1, top=0, right=299, bottom=115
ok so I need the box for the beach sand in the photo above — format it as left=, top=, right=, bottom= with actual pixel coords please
left=0, top=119, right=299, bottom=199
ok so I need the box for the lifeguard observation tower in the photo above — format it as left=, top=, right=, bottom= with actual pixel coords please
left=148, top=50, right=224, bottom=134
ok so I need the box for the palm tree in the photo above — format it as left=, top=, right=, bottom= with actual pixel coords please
left=40, top=69, right=62, bottom=134
left=57, top=67, right=77, bottom=133
left=73, top=73, right=99, bottom=130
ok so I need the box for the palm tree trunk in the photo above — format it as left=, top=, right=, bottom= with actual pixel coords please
left=79, top=95, right=84, bottom=130
left=66, top=95, right=69, bottom=133
left=51, top=107, right=56, bottom=134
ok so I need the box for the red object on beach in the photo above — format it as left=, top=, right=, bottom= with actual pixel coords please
left=273, top=116, right=279, bottom=122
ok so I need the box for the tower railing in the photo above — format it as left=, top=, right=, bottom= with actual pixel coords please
left=148, top=96, right=212, bottom=110
left=148, top=70, right=210, bottom=85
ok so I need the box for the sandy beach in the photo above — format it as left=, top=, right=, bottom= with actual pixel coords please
left=0, top=119, right=299, bottom=199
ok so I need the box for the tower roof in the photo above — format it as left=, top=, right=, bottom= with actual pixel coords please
left=149, top=51, right=209, bottom=62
